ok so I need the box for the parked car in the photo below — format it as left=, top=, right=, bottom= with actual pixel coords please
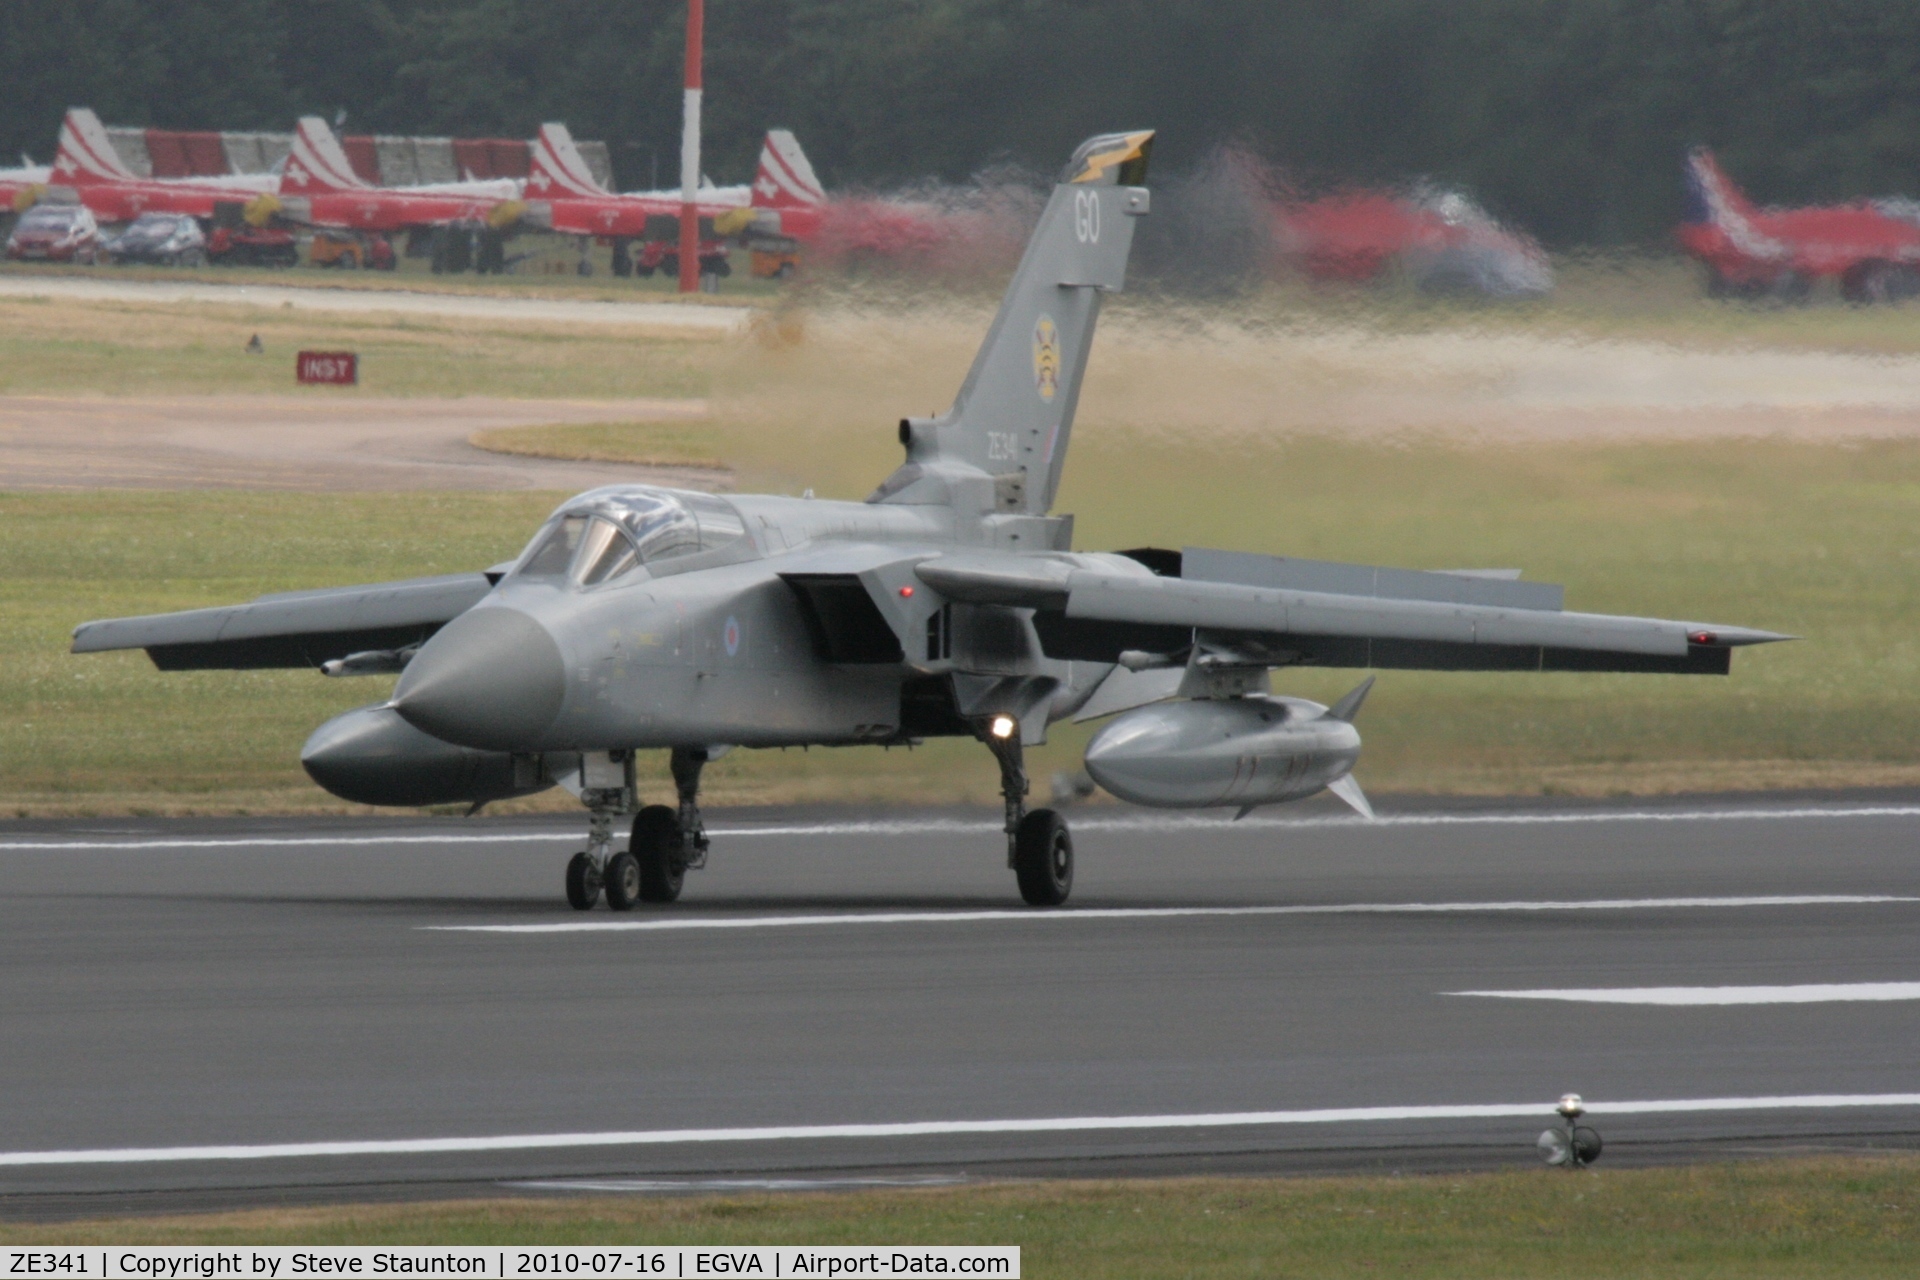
left=103, top=212, right=207, bottom=266
left=5, top=203, right=100, bottom=263
left=205, top=223, right=299, bottom=267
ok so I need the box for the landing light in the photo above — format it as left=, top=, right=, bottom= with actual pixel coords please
left=989, top=715, right=1017, bottom=740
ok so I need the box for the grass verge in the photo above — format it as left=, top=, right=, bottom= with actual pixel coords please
left=5, top=1159, right=1919, bottom=1277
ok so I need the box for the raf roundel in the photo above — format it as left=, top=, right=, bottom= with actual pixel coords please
left=723, top=616, right=741, bottom=657
left=1032, top=314, right=1060, bottom=402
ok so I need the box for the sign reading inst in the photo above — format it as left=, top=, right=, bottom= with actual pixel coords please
left=296, top=351, right=358, bottom=385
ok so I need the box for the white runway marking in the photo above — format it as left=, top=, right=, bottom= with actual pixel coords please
left=5, top=1094, right=1917, bottom=1167
left=428, top=895, right=1919, bottom=935
left=5, top=804, right=1920, bottom=852
left=0, top=276, right=752, bottom=334
left=1450, top=982, right=1920, bottom=1006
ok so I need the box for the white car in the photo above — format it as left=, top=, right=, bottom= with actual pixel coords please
left=104, top=212, right=208, bottom=266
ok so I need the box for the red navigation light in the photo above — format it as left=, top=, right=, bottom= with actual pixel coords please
left=1688, top=630, right=1717, bottom=645
left=899, top=585, right=915, bottom=598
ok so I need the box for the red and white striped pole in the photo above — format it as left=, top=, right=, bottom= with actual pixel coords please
left=678, top=0, right=704, bottom=293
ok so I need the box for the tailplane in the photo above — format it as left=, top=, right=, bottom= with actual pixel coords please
left=528, top=123, right=610, bottom=199
left=878, top=131, right=1153, bottom=516
left=53, top=108, right=139, bottom=185
left=752, top=130, right=824, bottom=210
left=284, top=117, right=371, bottom=194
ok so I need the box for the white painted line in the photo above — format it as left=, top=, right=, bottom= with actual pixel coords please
left=0, top=276, right=753, bottom=333
left=7, top=804, right=1920, bottom=852
left=428, top=895, right=1920, bottom=935
left=1450, top=982, right=1920, bottom=1006
left=6, top=1094, right=1918, bottom=1167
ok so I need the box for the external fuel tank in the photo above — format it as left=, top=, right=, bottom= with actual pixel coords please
left=1082, top=694, right=1361, bottom=811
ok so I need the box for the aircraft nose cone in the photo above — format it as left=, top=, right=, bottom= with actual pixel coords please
left=392, top=607, right=566, bottom=751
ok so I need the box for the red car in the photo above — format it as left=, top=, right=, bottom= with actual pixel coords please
left=6, top=202, right=101, bottom=263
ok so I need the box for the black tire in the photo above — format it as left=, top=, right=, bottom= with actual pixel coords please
left=660, top=254, right=679, bottom=279
left=603, top=850, right=642, bottom=911
left=1013, top=808, right=1073, bottom=906
left=564, top=850, right=602, bottom=910
left=631, top=804, right=686, bottom=902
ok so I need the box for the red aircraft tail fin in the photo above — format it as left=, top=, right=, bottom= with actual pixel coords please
left=284, top=117, right=372, bottom=194
left=752, top=130, right=825, bottom=210
left=52, top=108, right=140, bottom=185
left=526, top=123, right=609, bottom=199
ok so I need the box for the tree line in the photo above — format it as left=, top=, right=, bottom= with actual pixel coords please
left=5, top=0, right=1920, bottom=247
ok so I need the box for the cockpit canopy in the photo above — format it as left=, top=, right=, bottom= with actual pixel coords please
left=513, top=486, right=748, bottom=587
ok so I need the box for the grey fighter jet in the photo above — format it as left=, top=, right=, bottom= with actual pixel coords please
left=72, top=131, right=1787, bottom=909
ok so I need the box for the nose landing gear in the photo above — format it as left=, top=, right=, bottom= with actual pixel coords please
left=562, top=747, right=716, bottom=910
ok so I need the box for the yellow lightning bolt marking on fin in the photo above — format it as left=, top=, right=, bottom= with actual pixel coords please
left=1068, top=131, right=1154, bottom=184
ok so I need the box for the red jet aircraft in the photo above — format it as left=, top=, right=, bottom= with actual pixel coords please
left=1273, top=185, right=1552, bottom=297
left=1676, top=147, right=1920, bottom=301
left=527, top=124, right=822, bottom=236
left=271, top=117, right=524, bottom=234
left=47, top=108, right=277, bottom=222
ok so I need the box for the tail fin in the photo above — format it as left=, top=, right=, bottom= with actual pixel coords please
left=752, top=130, right=824, bottom=210
left=284, top=117, right=371, bottom=194
left=52, top=108, right=139, bottom=184
left=527, top=123, right=608, bottom=198
left=886, top=131, right=1152, bottom=516
left=1683, top=146, right=1781, bottom=257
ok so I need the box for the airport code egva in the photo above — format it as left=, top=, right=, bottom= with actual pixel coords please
left=3, top=1251, right=1018, bottom=1279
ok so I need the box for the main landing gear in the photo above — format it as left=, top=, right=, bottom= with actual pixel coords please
left=564, top=747, right=713, bottom=911
left=981, top=718, right=1073, bottom=907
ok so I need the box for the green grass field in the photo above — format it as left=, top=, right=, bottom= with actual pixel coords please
left=6, top=1159, right=1918, bottom=1277
left=4, top=260, right=1920, bottom=812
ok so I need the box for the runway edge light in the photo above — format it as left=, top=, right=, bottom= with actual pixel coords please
left=1538, top=1093, right=1603, bottom=1168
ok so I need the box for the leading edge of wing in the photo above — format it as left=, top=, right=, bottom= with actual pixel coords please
left=70, top=572, right=493, bottom=669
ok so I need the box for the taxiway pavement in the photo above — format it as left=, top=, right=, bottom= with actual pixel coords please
left=3, top=795, right=1918, bottom=1215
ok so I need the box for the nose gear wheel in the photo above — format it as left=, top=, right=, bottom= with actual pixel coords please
left=564, top=850, right=602, bottom=910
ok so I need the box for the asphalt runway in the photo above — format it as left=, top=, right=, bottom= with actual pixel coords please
left=4, top=794, right=1920, bottom=1217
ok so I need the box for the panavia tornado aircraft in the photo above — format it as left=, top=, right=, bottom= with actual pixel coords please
left=72, top=131, right=1787, bottom=909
